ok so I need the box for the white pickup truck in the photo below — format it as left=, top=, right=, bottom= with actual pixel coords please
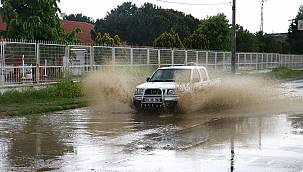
left=133, top=65, right=220, bottom=112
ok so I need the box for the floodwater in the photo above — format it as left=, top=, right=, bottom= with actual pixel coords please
left=1, top=80, right=303, bottom=172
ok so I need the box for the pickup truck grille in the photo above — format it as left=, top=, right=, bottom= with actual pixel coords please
left=144, top=89, right=162, bottom=95
left=142, top=89, right=164, bottom=107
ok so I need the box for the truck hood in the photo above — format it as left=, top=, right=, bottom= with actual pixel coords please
left=136, top=82, right=176, bottom=90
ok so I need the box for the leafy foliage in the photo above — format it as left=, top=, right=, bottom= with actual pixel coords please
left=183, top=32, right=208, bottom=50
left=288, top=6, right=303, bottom=54
left=64, top=13, right=94, bottom=24
left=153, top=29, right=184, bottom=48
left=255, top=32, right=289, bottom=53
left=0, top=0, right=79, bottom=43
left=94, top=2, right=199, bottom=46
left=196, top=14, right=231, bottom=51
left=94, top=32, right=121, bottom=46
left=236, top=26, right=258, bottom=52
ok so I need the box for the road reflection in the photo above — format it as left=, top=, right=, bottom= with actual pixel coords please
left=0, top=109, right=303, bottom=171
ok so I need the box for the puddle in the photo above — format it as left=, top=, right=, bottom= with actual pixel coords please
left=1, top=79, right=303, bottom=171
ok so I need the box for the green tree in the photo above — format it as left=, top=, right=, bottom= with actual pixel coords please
left=64, top=13, right=94, bottom=24
left=255, top=32, right=288, bottom=53
left=196, top=13, right=231, bottom=51
left=94, top=2, right=199, bottom=46
left=153, top=29, right=184, bottom=48
left=288, top=6, right=303, bottom=54
left=0, top=0, right=78, bottom=43
left=63, top=28, right=81, bottom=44
left=183, top=32, right=208, bottom=50
left=113, top=35, right=121, bottom=45
left=236, top=25, right=258, bottom=52
left=94, top=32, right=121, bottom=46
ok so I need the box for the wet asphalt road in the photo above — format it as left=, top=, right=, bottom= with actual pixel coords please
left=1, top=80, right=303, bottom=172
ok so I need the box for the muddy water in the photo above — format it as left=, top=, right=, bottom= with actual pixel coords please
left=1, top=80, right=303, bottom=172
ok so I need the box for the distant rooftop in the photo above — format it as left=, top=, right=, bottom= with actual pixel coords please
left=62, top=20, right=94, bottom=44
left=267, top=32, right=288, bottom=38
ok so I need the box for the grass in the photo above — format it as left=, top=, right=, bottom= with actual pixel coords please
left=269, top=66, right=303, bottom=78
left=0, top=76, right=87, bottom=116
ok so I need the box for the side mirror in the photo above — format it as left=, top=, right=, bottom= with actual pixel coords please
left=146, top=77, right=150, bottom=82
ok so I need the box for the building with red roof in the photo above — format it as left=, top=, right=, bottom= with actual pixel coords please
left=62, top=20, right=94, bottom=44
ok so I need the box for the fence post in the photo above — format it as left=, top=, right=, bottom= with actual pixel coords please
left=185, top=50, right=188, bottom=65
left=250, top=54, right=253, bottom=70
left=206, top=51, right=208, bottom=68
left=171, top=49, right=174, bottom=66
left=301, top=55, right=303, bottom=69
left=266, top=54, right=269, bottom=69
left=244, top=54, right=247, bottom=70
left=223, top=52, right=225, bottom=71
left=64, top=45, right=70, bottom=77
left=0, top=41, right=3, bottom=86
left=36, top=43, right=40, bottom=84
left=112, top=47, right=116, bottom=65
left=270, top=53, right=274, bottom=69
left=237, top=53, right=240, bottom=72
left=130, top=48, right=133, bottom=66
left=261, top=54, right=264, bottom=70
left=256, top=54, right=258, bottom=71
left=288, top=55, right=290, bottom=68
left=90, top=46, right=94, bottom=71
left=196, top=51, right=199, bottom=64
left=44, top=59, right=47, bottom=77
left=147, top=48, right=150, bottom=65
left=158, top=49, right=161, bottom=67
left=291, top=55, right=295, bottom=69
left=214, top=52, right=217, bottom=71
left=21, top=55, right=25, bottom=80
left=296, top=55, right=298, bottom=69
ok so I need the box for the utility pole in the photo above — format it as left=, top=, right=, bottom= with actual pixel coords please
left=231, top=0, right=236, bottom=73
left=260, top=0, right=267, bottom=32
left=260, top=0, right=265, bottom=32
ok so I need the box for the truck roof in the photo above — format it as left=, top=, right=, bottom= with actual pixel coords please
left=159, top=65, right=207, bottom=70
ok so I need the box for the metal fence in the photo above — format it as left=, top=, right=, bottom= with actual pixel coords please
left=0, top=40, right=303, bottom=87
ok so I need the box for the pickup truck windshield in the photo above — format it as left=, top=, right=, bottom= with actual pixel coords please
left=149, top=69, right=191, bottom=82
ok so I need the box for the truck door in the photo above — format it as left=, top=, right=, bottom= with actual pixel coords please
left=191, top=69, right=201, bottom=88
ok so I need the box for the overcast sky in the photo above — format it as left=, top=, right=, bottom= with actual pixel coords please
left=59, top=0, right=302, bottom=33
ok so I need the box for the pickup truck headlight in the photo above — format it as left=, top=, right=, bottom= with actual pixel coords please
left=135, top=88, right=144, bottom=95
left=167, top=89, right=176, bottom=95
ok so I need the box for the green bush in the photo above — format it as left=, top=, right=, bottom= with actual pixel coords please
left=270, top=66, right=303, bottom=78
left=54, top=76, right=83, bottom=98
left=0, top=77, right=83, bottom=104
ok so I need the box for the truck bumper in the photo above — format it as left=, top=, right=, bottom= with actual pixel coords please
left=133, top=96, right=178, bottom=112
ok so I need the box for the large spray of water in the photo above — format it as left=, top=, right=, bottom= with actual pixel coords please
left=83, top=68, right=141, bottom=113
left=83, top=68, right=303, bottom=115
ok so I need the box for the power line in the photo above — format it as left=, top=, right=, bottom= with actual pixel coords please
left=153, top=0, right=231, bottom=6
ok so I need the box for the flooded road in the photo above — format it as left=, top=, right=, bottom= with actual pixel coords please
left=1, top=79, right=303, bottom=172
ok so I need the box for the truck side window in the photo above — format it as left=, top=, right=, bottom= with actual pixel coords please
left=192, top=69, right=201, bottom=83
left=200, top=69, right=208, bottom=81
